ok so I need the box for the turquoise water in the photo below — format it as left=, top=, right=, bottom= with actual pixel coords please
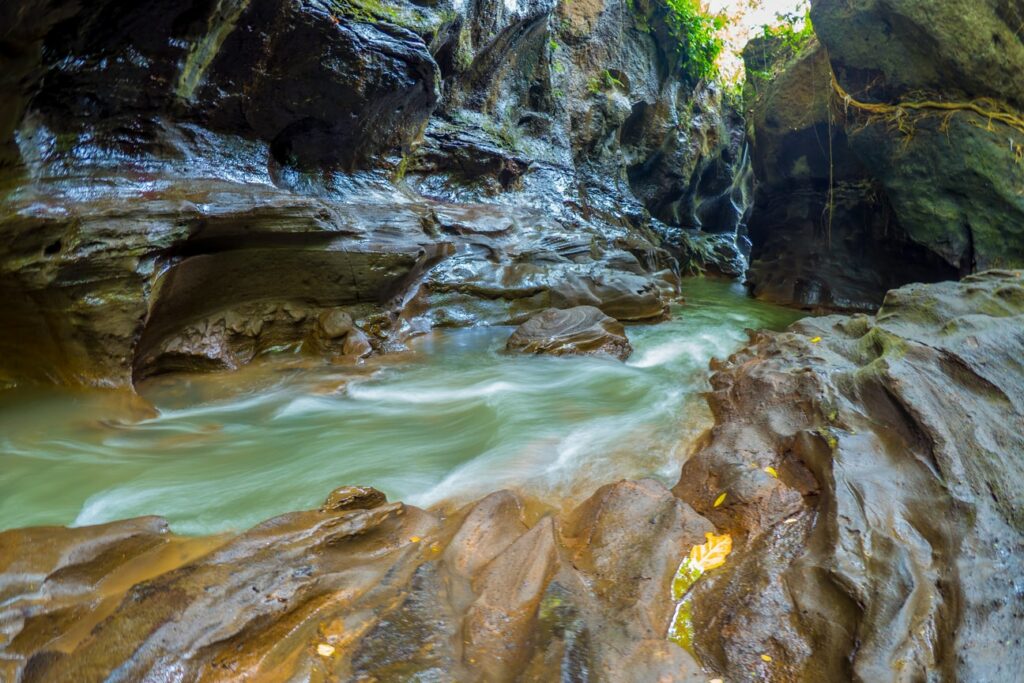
left=0, top=279, right=803, bottom=535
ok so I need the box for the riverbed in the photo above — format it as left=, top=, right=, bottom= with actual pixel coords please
left=0, top=278, right=803, bottom=535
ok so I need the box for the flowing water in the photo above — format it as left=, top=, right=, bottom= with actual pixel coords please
left=0, top=279, right=804, bottom=535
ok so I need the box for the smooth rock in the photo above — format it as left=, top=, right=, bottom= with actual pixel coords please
left=317, top=310, right=355, bottom=339
left=674, top=270, right=1024, bottom=682
left=506, top=306, right=633, bottom=360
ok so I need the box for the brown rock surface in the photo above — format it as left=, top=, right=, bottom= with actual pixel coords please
left=674, top=270, right=1024, bottom=681
left=0, top=480, right=708, bottom=682
left=506, top=306, right=633, bottom=360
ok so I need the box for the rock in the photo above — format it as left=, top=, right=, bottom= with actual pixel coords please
left=200, top=0, right=441, bottom=169
left=811, top=0, right=1024, bottom=111
left=744, top=2, right=1024, bottom=311
left=1, top=0, right=712, bottom=388
left=320, top=485, right=387, bottom=512
left=811, top=0, right=1024, bottom=278
left=342, top=328, right=373, bottom=359
left=673, top=270, right=1024, bottom=681
left=506, top=306, right=633, bottom=360
left=0, top=481, right=712, bottom=681
left=317, top=310, right=355, bottom=339
left=549, top=271, right=670, bottom=321
left=742, top=39, right=959, bottom=311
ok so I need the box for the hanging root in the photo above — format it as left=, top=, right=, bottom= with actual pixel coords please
left=830, top=70, right=1024, bottom=139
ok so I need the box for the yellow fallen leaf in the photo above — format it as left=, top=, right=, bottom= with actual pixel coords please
left=409, top=536, right=421, bottom=543
left=688, top=532, right=732, bottom=573
left=710, top=679, right=724, bottom=683
left=783, top=517, right=798, bottom=524
left=761, top=654, right=773, bottom=662
left=810, top=336, right=822, bottom=344
left=713, top=492, right=727, bottom=508
left=430, top=541, right=442, bottom=553
left=317, top=643, right=335, bottom=657
left=764, top=466, right=778, bottom=478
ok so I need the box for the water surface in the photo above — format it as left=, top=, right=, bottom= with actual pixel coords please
left=0, top=279, right=803, bottom=535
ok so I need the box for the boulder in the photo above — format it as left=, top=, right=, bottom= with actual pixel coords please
left=506, top=306, right=633, bottom=360
left=743, top=39, right=958, bottom=311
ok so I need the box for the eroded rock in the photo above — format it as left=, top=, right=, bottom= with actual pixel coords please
left=674, top=270, right=1024, bottom=681
left=0, top=480, right=707, bottom=682
left=506, top=306, right=633, bottom=360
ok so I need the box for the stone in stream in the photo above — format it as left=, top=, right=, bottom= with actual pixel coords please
left=506, top=306, right=633, bottom=361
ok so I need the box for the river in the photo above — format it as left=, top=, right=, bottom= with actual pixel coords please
left=0, top=278, right=803, bottom=535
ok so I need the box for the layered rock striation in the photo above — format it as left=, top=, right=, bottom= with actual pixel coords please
left=0, top=0, right=747, bottom=388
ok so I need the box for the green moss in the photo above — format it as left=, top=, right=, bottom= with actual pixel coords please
left=587, top=69, right=625, bottom=95
left=668, top=595, right=696, bottom=653
left=331, top=0, right=397, bottom=24
left=816, top=426, right=839, bottom=450
left=455, top=26, right=474, bottom=71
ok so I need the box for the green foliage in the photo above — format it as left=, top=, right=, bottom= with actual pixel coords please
left=760, top=8, right=814, bottom=58
left=587, top=69, right=625, bottom=95
left=662, top=0, right=726, bottom=82
left=743, top=9, right=814, bottom=105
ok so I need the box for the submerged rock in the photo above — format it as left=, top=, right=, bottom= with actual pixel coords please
left=506, top=306, right=633, bottom=360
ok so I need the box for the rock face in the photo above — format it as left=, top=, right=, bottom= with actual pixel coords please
left=0, top=0, right=749, bottom=389
left=673, top=270, right=1024, bottom=681
left=743, top=0, right=1024, bottom=311
left=0, top=480, right=711, bottom=682
left=506, top=305, right=632, bottom=360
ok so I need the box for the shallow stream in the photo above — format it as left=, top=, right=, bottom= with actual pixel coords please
left=0, top=279, right=803, bottom=535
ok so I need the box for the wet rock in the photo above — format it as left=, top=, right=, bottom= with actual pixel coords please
left=465, top=517, right=561, bottom=681
left=0, top=481, right=714, bottom=681
left=506, top=306, right=633, bottom=360
left=0, top=0, right=730, bottom=388
left=342, top=328, right=374, bottom=359
left=744, top=2, right=1024, bottom=310
left=674, top=270, right=1024, bottom=681
left=317, top=310, right=355, bottom=339
left=320, top=485, right=387, bottom=512
left=201, top=0, right=441, bottom=169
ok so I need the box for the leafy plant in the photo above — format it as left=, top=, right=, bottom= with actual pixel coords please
left=662, top=0, right=726, bottom=82
left=760, top=8, right=814, bottom=59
